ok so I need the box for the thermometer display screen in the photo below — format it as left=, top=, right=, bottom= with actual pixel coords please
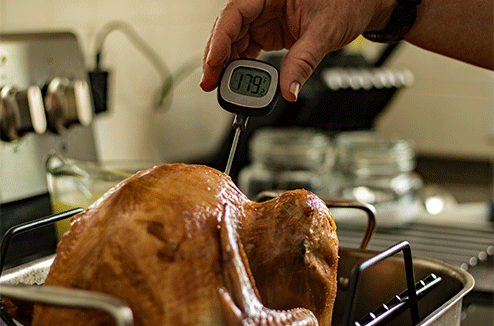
left=229, top=67, right=271, bottom=97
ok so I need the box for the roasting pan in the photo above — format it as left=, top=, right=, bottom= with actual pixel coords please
left=0, top=195, right=474, bottom=326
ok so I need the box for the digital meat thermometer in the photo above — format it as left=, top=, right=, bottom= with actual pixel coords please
left=217, top=59, right=280, bottom=175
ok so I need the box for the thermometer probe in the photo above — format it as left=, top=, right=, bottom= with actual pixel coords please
left=217, top=59, right=280, bottom=175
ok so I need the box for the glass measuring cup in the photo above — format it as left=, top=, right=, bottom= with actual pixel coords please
left=45, top=152, right=132, bottom=239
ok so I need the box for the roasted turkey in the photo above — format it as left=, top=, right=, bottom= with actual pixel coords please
left=32, top=164, right=339, bottom=326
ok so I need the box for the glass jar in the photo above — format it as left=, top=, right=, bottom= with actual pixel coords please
left=238, top=128, right=334, bottom=200
left=331, top=131, right=423, bottom=227
left=45, top=153, right=132, bottom=239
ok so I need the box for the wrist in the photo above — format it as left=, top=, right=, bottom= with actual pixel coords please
left=363, top=0, right=422, bottom=43
left=366, top=0, right=398, bottom=32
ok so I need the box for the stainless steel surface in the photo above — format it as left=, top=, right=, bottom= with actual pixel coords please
left=0, top=285, right=134, bottom=326
left=337, top=217, right=493, bottom=325
left=0, top=31, right=100, bottom=268
left=0, top=247, right=473, bottom=326
left=0, top=85, right=21, bottom=141
left=0, top=255, right=53, bottom=286
left=225, top=114, right=249, bottom=175
left=0, top=32, right=98, bottom=205
left=44, top=77, right=92, bottom=134
left=0, top=255, right=133, bottom=326
left=0, top=84, right=46, bottom=141
left=225, top=126, right=241, bottom=175
left=0, top=194, right=472, bottom=325
left=337, top=222, right=493, bottom=293
left=333, top=248, right=474, bottom=326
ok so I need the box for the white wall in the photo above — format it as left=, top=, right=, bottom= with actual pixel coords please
left=1, top=0, right=493, bottom=164
left=1, top=0, right=231, bottom=164
left=375, top=42, right=493, bottom=160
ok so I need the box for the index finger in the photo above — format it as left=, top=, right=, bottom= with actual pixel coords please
left=200, top=1, right=263, bottom=92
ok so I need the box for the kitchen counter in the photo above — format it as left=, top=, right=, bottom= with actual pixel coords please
left=336, top=155, right=493, bottom=326
left=415, top=156, right=493, bottom=204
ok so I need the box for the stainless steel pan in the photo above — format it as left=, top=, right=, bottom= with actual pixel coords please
left=0, top=196, right=474, bottom=326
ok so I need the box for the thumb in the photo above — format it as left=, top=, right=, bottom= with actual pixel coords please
left=279, top=36, right=328, bottom=102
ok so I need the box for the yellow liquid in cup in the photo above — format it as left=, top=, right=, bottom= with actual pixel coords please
left=46, top=157, right=134, bottom=240
left=52, top=199, right=81, bottom=240
left=51, top=190, right=110, bottom=240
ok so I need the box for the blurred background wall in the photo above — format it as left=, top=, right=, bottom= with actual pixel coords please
left=1, top=0, right=492, bottom=165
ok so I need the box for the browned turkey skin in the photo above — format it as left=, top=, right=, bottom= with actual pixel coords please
left=32, top=164, right=338, bottom=326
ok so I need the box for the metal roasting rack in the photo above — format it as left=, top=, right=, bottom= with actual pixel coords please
left=356, top=273, right=442, bottom=326
left=0, top=208, right=133, bottom=326
left=0, top=196, right=468, bottom=326
left=343, top=241, right=442, bottom=326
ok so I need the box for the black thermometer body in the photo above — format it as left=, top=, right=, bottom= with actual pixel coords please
left=218, top=59, right=280, bottom=117
left=217, top=59, right=280, bottom=175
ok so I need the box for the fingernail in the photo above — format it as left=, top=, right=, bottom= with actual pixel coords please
left=290, top=82, right=300, bottom=101
left=205, top=48, right=213, bottom=65
left=200, top=72, right=205, bottom=86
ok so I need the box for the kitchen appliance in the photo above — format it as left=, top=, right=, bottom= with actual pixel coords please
left=0, top=32, right=101, bottom=268
left=0, top=197, right=475, bottom=326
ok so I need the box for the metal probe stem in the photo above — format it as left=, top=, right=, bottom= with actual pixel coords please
left=225, top=127, right=241, bottom=175
left=224, top=114, right=249, bottom=176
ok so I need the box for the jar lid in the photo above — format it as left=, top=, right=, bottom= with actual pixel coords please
left=250, top=127, right=332, bottom=170
left=335, top=131, right=415, bottom=176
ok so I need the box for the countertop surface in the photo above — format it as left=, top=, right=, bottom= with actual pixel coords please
left=415, top=156, right=492, bottom=204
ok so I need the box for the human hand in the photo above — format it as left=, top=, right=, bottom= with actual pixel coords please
left=200, top=0, right=395, bottom=102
